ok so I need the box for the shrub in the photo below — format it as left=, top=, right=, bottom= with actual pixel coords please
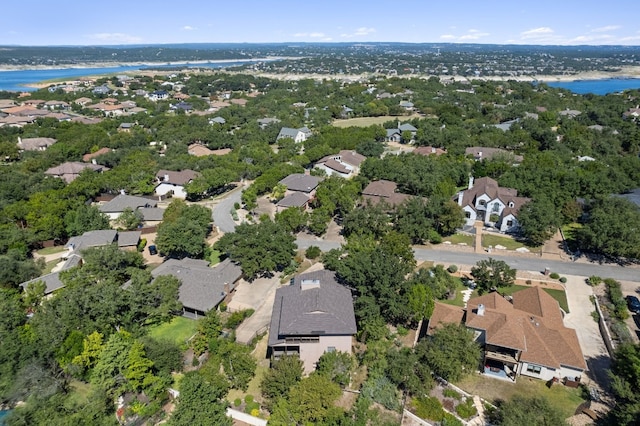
left=226, top=309, right=255, bottom=329
left=413, top=396, right=444, bottom=422
left=396, top=325, right=409, bottom=337
left=443, top=389, right=461, bottom=400
left=234, top=202, right=240, bottom=210
left=250, top=408, right=260, bottom=417
left=549, top=272, right=560, bottom=279
left=588, top=275, right=602, bottom=286
left=591, top=310, right=600, bottom=322
left=244, top=394, right=254, bottom=404
left=455, top=398, right=477, bottom=418
left=305, top=245, right=322, bottom=259
left=137, top=238, right=147, bottom=252
left=219, top=302, right=227, bottom=312
left=559, top=277, right=567, bottom=283
left=526, top=279, right=532, bottom=285
left=605, top=279, right=629, bottom=321
left=234, top=398, right=242, bottom=407
left=443, top=413, right=464, bottom=426
left=245, top=402, right=259, bottom=414
left=447, top=265, right=458, bottom=274
left=428, top=230, right=442, bottom=244
left=361, top=376, right=401, bottom=411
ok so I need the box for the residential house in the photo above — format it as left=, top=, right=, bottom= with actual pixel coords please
left=276, top=127, right=309, bottom=144
left=17, top=137, right=56, bottom=151
left=149, top=258, right=243, bottom=319
left=399, top=100, right=414, bottom=111
left=170, top=102, right=193, bottom=112
left=257, top=117, right=281, bottom=129
left=118, top=122, right=135, bottom=132
left=209, top=116, right=226, bottom=125
left=92, top=85, right=111, bottom=95
left=279, top=173, right=322, bottom=195
left=45, top=161, right=108, bottom=183
left=493, top=119, right=519, bottom=132
left=427, top=287, right=586, bottom=383
left=155, top=169, right=200, bottom=199
left=276, top=192, right=311, bottom=213
left=19, top=254, right=83, bottom=295
left=361, top=180, right=411, bottom=208
left=623, top=106, right=640, bottom=120
left=559, top=109, right=582, bottom=118
left=99, top=194, right=158, bottom=220
left=43, top=100, right=69, bottom=110
left=413, top=146, right=447, bottom=156
left=138, top=207, right=166, bottom=226
left=117, top=231, right=142, bottom=251
left=268, top=270, right=357, bottom=373
left=453, top=176, right=530, bottom=232
left=314, top=150, right=366, bottom=178
left=465, top=147, right=524, bottom=163
left=66, top=229, right=118, bottom=256
left=385, top=122, right=418, bottom=143
left=148, top=90, right=169, bottom=101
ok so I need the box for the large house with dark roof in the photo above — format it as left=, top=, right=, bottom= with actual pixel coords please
left=45, top=161, right=108, bottom=183
left=99, top=194, right=158, bottom=220
left=454, top=176, right=530, bottom=232
left=314, top=150, right=366, bottom=178
left=149, top=257, right=243, bottom=319
left=276, top=126, right=311, bottom=143
left=428, top=287, right=586, bottom=383
left=268, top=270, right=357, bottom=373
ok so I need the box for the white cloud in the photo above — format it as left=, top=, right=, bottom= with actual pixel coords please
left=438, top=29, right=489, bottom=42
left=521, top=27, right=554, bottom=38
left=591, top=25, right=621, bottom=33
left=341, top=27, right=376, bottom=38
left=88, top=33, right=142, bottom=43
left=293, top=32, right=326, bottom=38
left=182, top=25, right=197, bottom=31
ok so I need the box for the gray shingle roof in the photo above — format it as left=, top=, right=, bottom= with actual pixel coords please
left=279, top=174, right=322, bottom=193
left=277, top=127, right=301, bottom=140
left=268, top=270, right=356, bottom=346
left=151, top=257, right=243, bottom=313
left=277, top=192, right=310, bottom=208
left=117, top=231, right=141, bottom=247
left=99, top=194, right=158, bottom=213
left=139, top=207, right=165, bottom=221
left=66, top=230, right=118, bottom=252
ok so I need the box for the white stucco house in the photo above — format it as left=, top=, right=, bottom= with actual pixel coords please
left=154, top=169, right=200, bottom=199
left=454, top=176, right=530, bottom=232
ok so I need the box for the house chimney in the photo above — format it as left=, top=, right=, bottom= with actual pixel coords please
left=478, top=151, right=483, bottom=159
left=223, top=282, right=230, bottom=294
left=457, top=191, right=464, bottom=206
left=92, top=159, right=97, bottom=165
left=468, top=176, right=474, bottom=190
left=477, top=304, right=485, bottom=316
left=164, top=174, right=169, bottom=181
left=431, top=147, right=436, bottom=154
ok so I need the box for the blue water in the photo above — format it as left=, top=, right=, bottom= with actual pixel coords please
left=0, top=410, right=10, bottom=425
left=0, top=60, right=257, bottom=92
left=547, top=78, right=640, bottom=95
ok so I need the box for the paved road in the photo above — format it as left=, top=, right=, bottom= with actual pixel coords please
left=212, top=186, right=243, bottom=233
left=295, top=238, right=640, bottom=283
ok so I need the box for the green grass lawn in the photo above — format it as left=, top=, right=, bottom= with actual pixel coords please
left=439, top=280, right=471, bottom=307
left=147, top=316, right=198, bottom=347
left=482, top=234, right=540, bottom=252
left=226, top=363, right=269, bottom=405
left=332, top=114, right=422, bottom=128
left=441, top=234, right=474, bottom=246
left=41, top=259, right=61, bottom=275
left=456, top=373, right=585, bottom=420
left=66, top=380, right=92, bottom=406
left=36, top=246, right=66, bottom=256
left=561, top=223, right=582, bottom=252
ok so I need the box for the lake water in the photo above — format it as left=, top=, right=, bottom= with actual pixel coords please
left=0, top=60, right=257, bottom=92
left=547, top=78, right=640, bottom=95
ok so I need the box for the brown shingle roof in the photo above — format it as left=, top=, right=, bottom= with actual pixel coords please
left=338, top=150, right=366, bottom=167
left=156, top=169, right=200, bottom=185
left=82, top=147, right=112, bottom=162
left=413, top=146, right=447, bottom=156
left=465, top=147, right=523, bottom=163
left=362, top=180, right=412, bottom=207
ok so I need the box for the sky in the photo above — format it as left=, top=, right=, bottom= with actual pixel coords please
left=2, top=0, right=640, bottom=46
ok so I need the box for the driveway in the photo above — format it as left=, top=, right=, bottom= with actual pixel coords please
left=561, top=275, right=611, bottom=389
left=229, top=275, right=281, bottom=344
left=211, top=185, right=244, bottom=233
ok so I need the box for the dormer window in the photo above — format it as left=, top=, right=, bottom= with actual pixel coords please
left=508, top=201, right=515, bottom=208
left=479, top=200, right=486, bottom=206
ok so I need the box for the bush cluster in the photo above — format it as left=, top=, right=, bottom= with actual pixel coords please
left=605, top=278, right=629, bottom=321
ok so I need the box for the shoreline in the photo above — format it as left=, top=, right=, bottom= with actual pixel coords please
left=0, top=57, right=288, bottom=72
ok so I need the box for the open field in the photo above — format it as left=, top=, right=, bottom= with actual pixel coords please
left=36, top=246, right=66, bottom=256
left=456, top=373, right=585, bottom=420
left=147, top=317, right=198, bottom=347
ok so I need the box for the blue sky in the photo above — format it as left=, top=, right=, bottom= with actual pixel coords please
left=3, top=0, right=640, bottom=46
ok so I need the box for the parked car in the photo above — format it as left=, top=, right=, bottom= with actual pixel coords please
left=626, top=295, right=640, bottom=313
left=148, top=245, right=158, bottom=255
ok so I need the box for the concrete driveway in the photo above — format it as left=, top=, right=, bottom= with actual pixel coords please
left=229, top=275, right=282, bottom=345
left=211, top=185, right=244, bottom=233
left=561, top=275, right=611, bottom=389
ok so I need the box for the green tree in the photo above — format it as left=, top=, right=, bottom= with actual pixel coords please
left=191, top=310, right=223, bottom=356
left=261, top=355, right=304, bottom=408
left=64, top=204, right=111, bottom=237
left=407, top=283, right=435, bottom=323
left=316, top=351, right=354, bottom=387
left=169, top=371, right=231, bottom=426
left=155, top=216, right=208, bottom=258
left=417, top=323, right=481, bottom=382
left=269, top=374, right=343, bottom=425
left=470, top=258, right=516, bottom=294
left=493, top=395, right=566, bottom=426
left=270, top=183, right=287, bottom=201
left=274, top=206, right=308, bottom=233
left=517, top=198, right=559, bottom=246
left=116, top=207, right=144, bottom=231
left=214, top=219, right=296, bottom=280
left=607, top=343, right=640, bottom=425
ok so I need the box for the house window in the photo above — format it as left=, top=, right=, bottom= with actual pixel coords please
left=465, top=211, right=471, bottom=219
left=526, top=364, right=542, bottom=374
left=479, top=200, right=486, bottom=206
left=508, top=202, right=515, bottom=208
left=285, top=336, right=320, bottom=344
left=492, top=203, right=500, bottom=212
left=506, top=220, right=513, bottom=227
left=326, top=346, right=336, bottom=353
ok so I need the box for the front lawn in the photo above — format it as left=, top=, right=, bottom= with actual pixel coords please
left=455, top=373, right=585, bottom=420
left=439, top=280, right=471, bottom=307
left=482, top=234, right=540, bottom=252
left=36, top=246, right=66, bottom=256
left=147, top=316, right=198, bottom=347
left=441, top=284, right=569, bottom=313
left=561, top=223, right=582, bottom=252
left=441, top=234, right=474, bottom=246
